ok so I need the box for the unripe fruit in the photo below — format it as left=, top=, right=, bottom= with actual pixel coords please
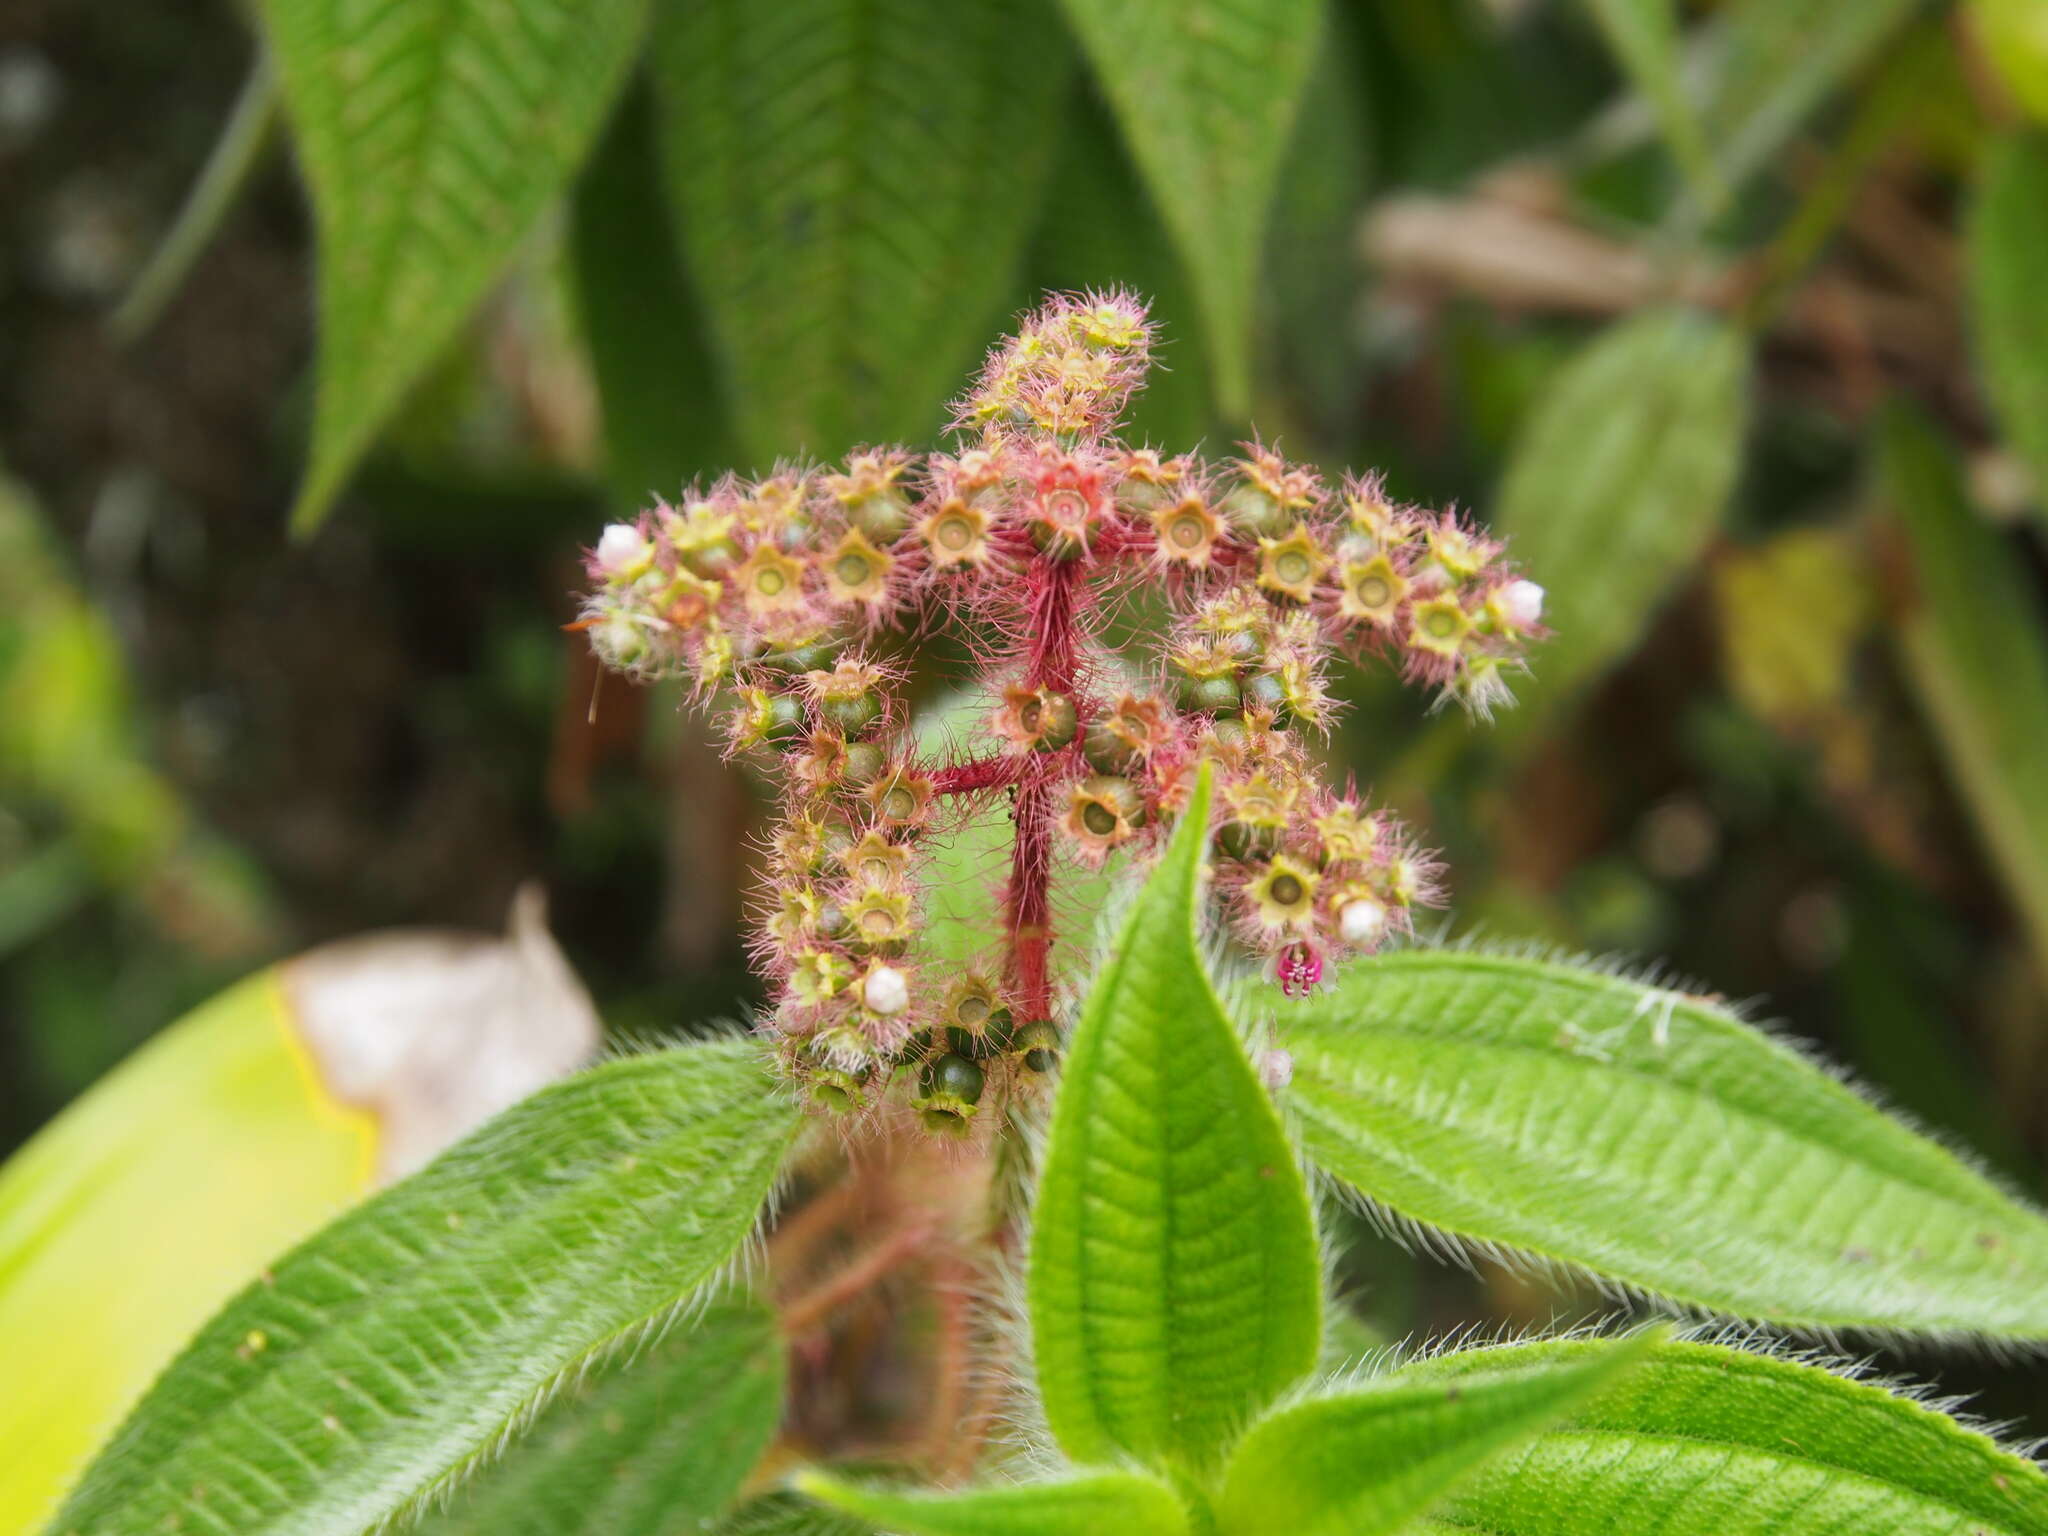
left=1015, top=1020, right=1061, bottom=1073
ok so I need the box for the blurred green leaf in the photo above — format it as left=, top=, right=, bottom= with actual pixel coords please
left=1056, top=0, right=1324, bottom=419
left=718, top=1492, right=878, bottom=1536
left=1690, top=0, right=1919, bottom=212
left=796, top=1470, right=1190, bottom=1536
left=1968, top=129, right=2048, bottom=535
left=571, top=82, right=735, bottom=508
left=1881, top=405, right=2048, bottom=983
left=1027, top=92, right=1219, bottom=450
left=649, top=0, right=1069, bottom=466
left=1288, top=949, right=2048, bottom=1335
left=54, top=1037, right=798, bottom=1536
left=414, top=1296, right=784, bottom=1536
left=1030, top=766, right=1320, bottom=1472
left=262, top=0, right=648, bottom=533
left=1974, top=0, right=2048, bottom=124
left=1495, top=307, right=1749, bottom=714
left=0, top=972, right=373, bottom=1536
left=1215, top=1332, right=1657, bottom=1536
left=1579, top=0, right=1715, bottom=202
left=1397, top=1335, right=2048, bottom=1534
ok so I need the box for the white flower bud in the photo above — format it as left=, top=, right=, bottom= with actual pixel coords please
left=1339, top=897, right=1387, bottom=946
left=596, top=522, right=648, bottom=576
left=1256, top=1048, right=1294, bottom=1090
left=1500, top=578, right=1545, bottom=629
left=862, top=964, right=910, bottom=1016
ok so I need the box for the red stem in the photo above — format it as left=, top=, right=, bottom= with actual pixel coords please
left=1007, top=557, right=1080, bottom=1022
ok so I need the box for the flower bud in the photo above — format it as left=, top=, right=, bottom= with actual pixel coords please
left=1339, top=896, right=1387, bottom=945
left=595, top=522, right=648, bottom=577
left=862, top=963, right=911, bottom=1016
left=1498, top=578, right=1545, bottom=629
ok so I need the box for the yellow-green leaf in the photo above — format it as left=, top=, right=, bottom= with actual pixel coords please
left=1968, top=130, right=2048, bottom=536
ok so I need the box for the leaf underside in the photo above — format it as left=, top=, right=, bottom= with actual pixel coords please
left=650, top=0, right=1070, bottom=466
left=1286, top=950, right=2048, bottom=1336
left=263, top=0, right=649, bottom=534
left=1029, top=766, right=1322, bottom=1472
left=54, top=1037, right=799, bottom=1536
left=412, top=1295, right=785, bottom=1536
left=1398, top=1336, right=2048, bottom=1535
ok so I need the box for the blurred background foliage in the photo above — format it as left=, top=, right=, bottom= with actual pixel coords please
left=4, top=0, right=2048, bottom=1434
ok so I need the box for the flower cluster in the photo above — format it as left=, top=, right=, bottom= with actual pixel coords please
left=577, top=290, right=1542, bottom=1131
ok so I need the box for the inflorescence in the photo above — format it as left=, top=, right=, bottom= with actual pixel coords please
left=578, top=291, right=1543, bottom=1136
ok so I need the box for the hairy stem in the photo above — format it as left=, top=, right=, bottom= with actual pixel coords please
left=1007, top=557, right=1080, bottom=1022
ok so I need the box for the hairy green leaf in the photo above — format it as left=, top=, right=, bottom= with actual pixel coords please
left=1580, top=0, right=1714, bottom=200
left=1287, top=950, right=2048, bottom=1335
left=796, top=1470, right=1190, bottom=1536
left=1968, top=130, right=2048, bottom=537
left=54, top=1037, right=799, bottom=1536
left=1056, top=0, right=1323, bottom=418
left=1399, top=1335, right=2048, bottom=1535
left=1215, top=1331, right=1658, bottom=1536
left=718, top=1491, right=877, bottom=1536
left=1692, top=0, right=1919, bottom=210
left=261, top=0, right=648, bottom=533
left=1495, top=307, right=1748, bottom=712
left=571, top=82, right=736, bottom=509
left=649, top=0, right=1068, bottom=465
left=413, top=1296, right=783, bottom=1536
left=1882, top=405, right=2048, bottom=983
left=1030, top=766, right=1321, bottom=1471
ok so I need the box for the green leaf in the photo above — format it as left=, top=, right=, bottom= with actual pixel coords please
left=718, top=1490, right=877, bottom=1536
left=1055, top=0, right=1323, bottom=418
left=1579, top=0, right=1715, bottom=202
left=1968, top=130, right=2048, bottom=537
left=795, top=1470, right=1190, bottom=1536
left=1214, top=1331, right=1659, bottom=1536
left=1397, top=1335, right=2048, bottom=1535
left=1973, top=0, right=2048, bottom=125
left=54, top=1037, right=800, bottom=1536
left=1881, top=405, right=2048, bottom=983
left=1029, top=765, right=1321, bottom=1471
left=1494, top=307, right=1748, bottom=713
left=649, top=0, right=1069, bottom=465
left=1287, top=949, right=2048, bottom=1336
left=263, top=0, right=648, bottom=534
left=571, top=81, right=737, bottom=509
left=413, top=1296, right=784, bottom=1536
left=1691, top=0, right=1919, bottom=211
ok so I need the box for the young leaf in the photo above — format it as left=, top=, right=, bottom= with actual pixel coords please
left=1968, top=130, right=2048, bottom=537
left=649, top=0, right=1069, bottom=465
left=1287, top=950, right=2048, bottom=1336
left=261, top=0, right=649, bottom=534
left=1214, top=1331, right=1659, bottom=1536
left=413, top=1296, right=784, bottom=1536
left=795, top=1470, right=1190, bottom=1536
left=1395, top=1335, right=2048, bottom=1534
left=1055, top=0, right=1323, bottom=418
left=1029, top=765, right=1321, bottom=1472
left=1882, top=405, right=2048, bottom=982
left=53, top=1037, right=799, bottom=1536
left=1494, top=307, right=1748, bottom=714
left=1578, top=0, right=1715, bottom=202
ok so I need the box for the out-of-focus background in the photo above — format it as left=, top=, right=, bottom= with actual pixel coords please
left=4, top=0, right=2048, bottom=1430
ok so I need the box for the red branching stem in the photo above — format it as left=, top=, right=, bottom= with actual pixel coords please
left=1007, top=557, right=1080, bottom=1021
left=931, top=755, right=1022, bottom=796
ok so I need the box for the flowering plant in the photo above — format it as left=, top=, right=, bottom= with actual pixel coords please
left=579, top=292, right=1543, bottom=1131
left=51, top=297, right=2048, bottom=1536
